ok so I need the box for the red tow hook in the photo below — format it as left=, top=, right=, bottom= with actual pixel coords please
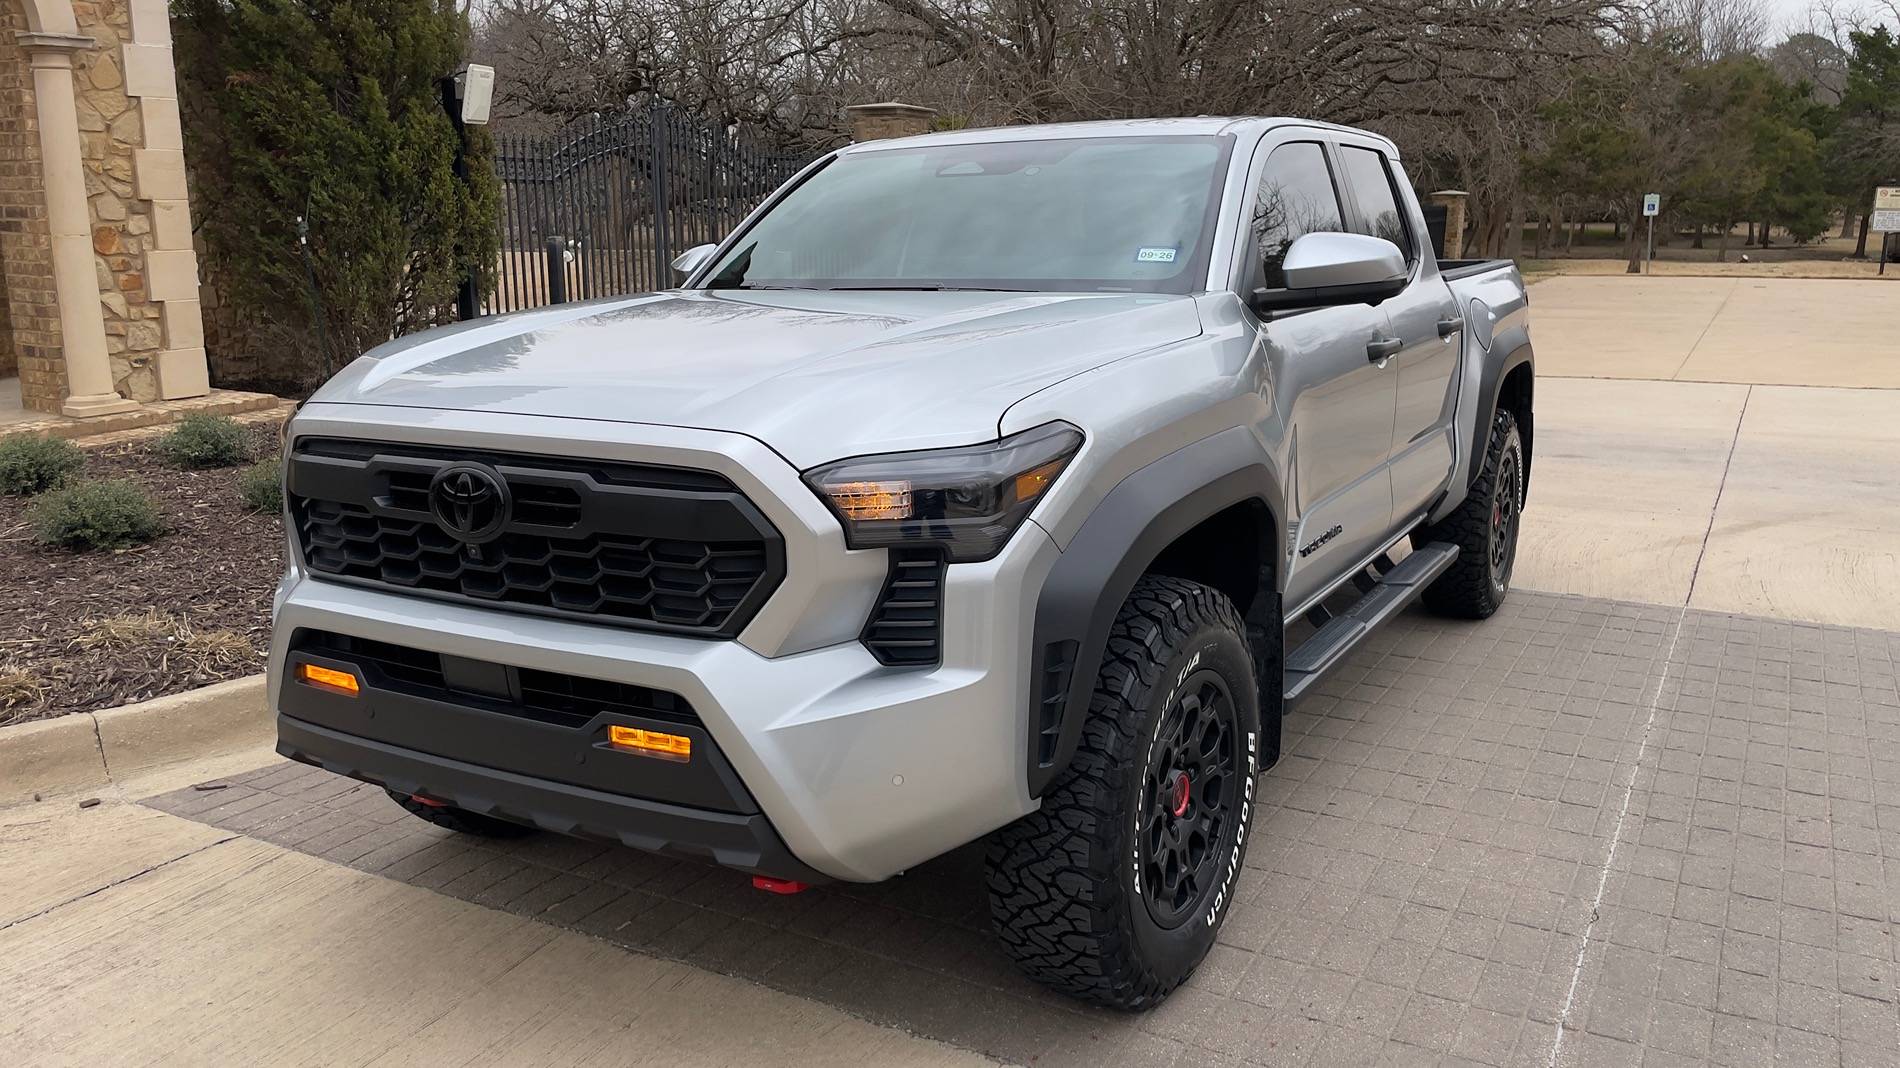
left=410, top=794, right=449, bottom=808
left=751, top=875, right=810, bottom=895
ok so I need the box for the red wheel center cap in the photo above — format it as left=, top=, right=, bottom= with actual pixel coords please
left=1169, top=771, right=1191, bottom=818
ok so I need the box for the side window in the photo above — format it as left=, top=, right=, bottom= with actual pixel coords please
left=1338, top=146, right=1414, bottom=262
left=1251, top=142, right=1343, bottom=289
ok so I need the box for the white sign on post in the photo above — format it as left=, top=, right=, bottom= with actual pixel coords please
left=1873, top=186, right=1900, bottom=233
left=1642, top=194, right=1661, bottom=217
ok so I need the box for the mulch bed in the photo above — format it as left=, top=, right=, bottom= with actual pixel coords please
left=0, top=423, right=284, bottom=725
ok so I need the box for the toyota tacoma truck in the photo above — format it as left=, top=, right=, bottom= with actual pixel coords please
left=270, top=117, right=1532, bottom=1009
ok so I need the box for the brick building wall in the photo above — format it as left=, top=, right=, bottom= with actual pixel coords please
left=0, top=3, right=67, bottom=409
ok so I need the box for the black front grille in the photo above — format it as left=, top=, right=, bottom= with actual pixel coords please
left=289, top=439, right=783, bottom=637
left=862, top=549, right=946, bottom=666
left=297, top=630, right=695, bottom=730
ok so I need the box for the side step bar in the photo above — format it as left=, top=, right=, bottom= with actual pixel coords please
left=1282, top=542, right=1459, bottom=704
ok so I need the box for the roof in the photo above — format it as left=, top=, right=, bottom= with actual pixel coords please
left=837, top=117, right=1400, bottom=157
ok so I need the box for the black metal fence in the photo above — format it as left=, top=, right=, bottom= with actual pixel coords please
left=484, top=104, right=820, bottom=314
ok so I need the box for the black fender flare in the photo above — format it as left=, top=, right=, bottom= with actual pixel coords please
left=1025, top=427, right=1284, bottom=797
left=1465, top=338, right=1534, bottom=494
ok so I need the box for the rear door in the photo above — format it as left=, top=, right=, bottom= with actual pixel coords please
left=1241, top=138, right=1396, bottom=611
left=1333, top=141, right=1462, bottom=523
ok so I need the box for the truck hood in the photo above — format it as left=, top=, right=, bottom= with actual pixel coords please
left=309, top=289, right=1202, bottom=467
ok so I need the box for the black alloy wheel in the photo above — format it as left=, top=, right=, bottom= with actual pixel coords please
left=1139, top=672, right=1241, bottom=929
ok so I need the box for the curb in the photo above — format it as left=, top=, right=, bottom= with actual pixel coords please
left=0, top=675, right=269, bottom=805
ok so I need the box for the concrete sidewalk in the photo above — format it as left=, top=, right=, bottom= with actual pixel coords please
left=1514, top=275, right=1900, bottom=630
left=1530, top=276, right=1900, bottom=388
left=0, top=756, right=989, bottom=1067
left=1516, top=378, right=1900, bottom=631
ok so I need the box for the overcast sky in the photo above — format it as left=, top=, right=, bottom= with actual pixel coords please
left=1764, top=0, right=1900, bottom=35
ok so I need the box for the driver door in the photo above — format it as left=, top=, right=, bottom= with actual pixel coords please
left=1243, top=140, right=1398, bottom=612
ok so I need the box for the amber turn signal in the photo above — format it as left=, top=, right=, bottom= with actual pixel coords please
left=608, top=725, right=692, bottom=762
left=297, top=662, right=360, bottom=697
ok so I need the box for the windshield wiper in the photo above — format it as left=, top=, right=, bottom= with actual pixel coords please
left=824, top=285, right=1035, bottom=293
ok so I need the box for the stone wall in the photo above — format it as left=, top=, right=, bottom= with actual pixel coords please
left=0, top=3, right=66, bottom=409
left=71, top=0, right=205, bottom=402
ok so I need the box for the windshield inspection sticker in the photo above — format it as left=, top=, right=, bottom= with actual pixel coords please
left=1136, top=246, right=1178, bottom=263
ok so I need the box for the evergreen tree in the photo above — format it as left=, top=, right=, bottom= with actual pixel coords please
left=176, top=0, right=499, bottom=386
left=1826, top=27, right=1900, bottom=257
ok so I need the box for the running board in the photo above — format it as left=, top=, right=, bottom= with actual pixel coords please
left=1282, top=542, right=1459, bottom=704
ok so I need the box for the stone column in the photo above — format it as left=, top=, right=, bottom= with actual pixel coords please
left=19, top=31, right=137, bottom=417
left=1429, top=190, right=1470, bottom=261
left=125, top=0, right=210, bottom=400
left=844, top=102, right=936, bottom=142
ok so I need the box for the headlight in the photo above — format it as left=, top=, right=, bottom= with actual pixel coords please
left=804, top=422, right=1083, bottom=562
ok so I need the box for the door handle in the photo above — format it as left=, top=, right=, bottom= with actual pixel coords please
left=1437, top=317, right=1464, bottom=338
left=1366, top=337, right=1403, bottom=363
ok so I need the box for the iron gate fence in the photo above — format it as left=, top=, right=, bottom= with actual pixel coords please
left=484, top=104, right=820, bottom=314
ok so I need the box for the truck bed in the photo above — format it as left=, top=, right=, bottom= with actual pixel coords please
left=1438, top=258, right=1515, bottom=282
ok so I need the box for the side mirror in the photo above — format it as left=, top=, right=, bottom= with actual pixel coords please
left=1251, top=232, right=1408, bottom=312
left=671, top=243, right=717, bottom=278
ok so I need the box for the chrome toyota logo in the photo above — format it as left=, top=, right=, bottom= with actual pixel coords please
left=428, top=463, right=510, bottom=543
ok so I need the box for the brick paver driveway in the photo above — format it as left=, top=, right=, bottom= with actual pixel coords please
left=148, top=591, right=1900, bottom=1067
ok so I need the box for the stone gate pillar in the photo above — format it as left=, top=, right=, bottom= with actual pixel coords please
left=20, top=30, right=136, bottom=416
left=1429, top=190, right=1470, bottom=261
left=845, top=102, right=936, bottom=142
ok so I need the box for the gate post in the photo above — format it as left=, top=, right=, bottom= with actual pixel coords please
left=546, top=237, right=568, bottom=304
left=1428, top=190, right=1469, bottom=260
left=845, top=102, right=937, bottom=142
left=650, top=105, right=671, bottom=284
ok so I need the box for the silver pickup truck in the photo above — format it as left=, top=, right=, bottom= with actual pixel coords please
left=270, top=117, right=1532, bottom=1009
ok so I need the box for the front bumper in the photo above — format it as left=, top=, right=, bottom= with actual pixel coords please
left=271, top=404, right=1062, bottom=882
left=278, top=714, right=827, bottom=882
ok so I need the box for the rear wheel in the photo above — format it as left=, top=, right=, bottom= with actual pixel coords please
left=986, top=575, right=1261, bottom=1010
left=386, top=788, right=537, bottom=839
left=1415, top=409, right=1523, bottom=619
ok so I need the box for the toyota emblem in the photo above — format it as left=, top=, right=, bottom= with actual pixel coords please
left=428, top=463, right=511, bottom=544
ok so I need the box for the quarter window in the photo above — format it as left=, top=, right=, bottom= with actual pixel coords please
left=1251, top=142, right=1343, bottom=290
left=1338, top=146, right=1413, bottom=261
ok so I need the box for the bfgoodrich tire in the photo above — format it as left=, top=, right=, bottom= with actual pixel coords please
left=986, top=575, right=1262, bottom=1010
left=1414, top=408, right=1524, bottom=620
left=386, top=788, right=538, bottom=839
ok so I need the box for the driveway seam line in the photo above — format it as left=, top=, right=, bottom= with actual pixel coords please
left=1668, top=278, right=1740, bottom=381
left=1684, top=384, right=1752, bottom=607
left=0, top=832, right=241, bottom=934
left=1547, top=605, right=1688, bottom=1067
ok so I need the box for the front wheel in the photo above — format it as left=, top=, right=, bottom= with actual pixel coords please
left=986, top=575, right=1262, bottom=1010
left=1415, top=408, right=1524, bottom=619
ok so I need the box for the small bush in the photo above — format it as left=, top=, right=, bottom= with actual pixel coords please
left=238, top=457, right=283, bottom=514
left=159, top=413, right=250, bottom=468
left=31, top=480, right=166, bottom=551
left=0, top=434, right=85, bottom=495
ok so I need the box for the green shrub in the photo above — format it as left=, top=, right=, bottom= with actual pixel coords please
left=175, top=0, right=499, bottom=388
left=159, top=413, right=250, bottom=468
left=238, top=457, right=283, bottom=514
left=0, top=434, right=85, bottom=495
left=31, top=480, right=166, bottom=551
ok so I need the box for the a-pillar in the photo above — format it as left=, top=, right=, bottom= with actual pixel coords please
left=19, top=31, right=136, bottom=417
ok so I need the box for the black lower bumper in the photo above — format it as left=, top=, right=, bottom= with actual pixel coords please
left=278, top=714, right=826, bottom=882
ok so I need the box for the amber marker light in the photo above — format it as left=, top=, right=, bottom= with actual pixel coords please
left=825, top=479, right=914, bottom=521
left=608, top=725, right=692, bottom=762
left=298, top=662, right=360, bottom=697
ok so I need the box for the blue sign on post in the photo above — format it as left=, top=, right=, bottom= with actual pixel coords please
left=1641, top=195, right=1660, bottom=274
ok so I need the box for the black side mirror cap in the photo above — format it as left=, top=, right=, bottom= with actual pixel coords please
left=1249, top=276, right=1407, bottom=314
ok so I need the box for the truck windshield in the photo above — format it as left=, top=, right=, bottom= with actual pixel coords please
left=702, top=135, right=1231, bottom=294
